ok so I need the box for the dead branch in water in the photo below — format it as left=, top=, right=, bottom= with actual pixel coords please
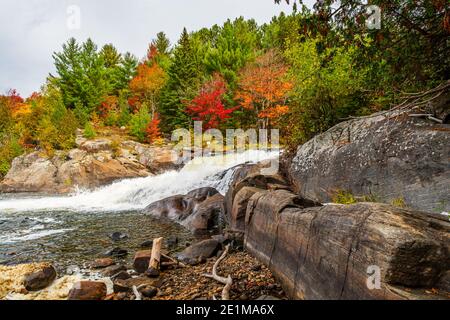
left=202, top=245, right=233, bottom=300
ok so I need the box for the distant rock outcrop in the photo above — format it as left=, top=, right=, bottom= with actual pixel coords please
left=287, top=110, right=450, bottom=213
left=0, top=135, right=182, bottom=194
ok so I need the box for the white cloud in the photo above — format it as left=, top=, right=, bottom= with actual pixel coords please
left=0, top=0, right=295, bottom=97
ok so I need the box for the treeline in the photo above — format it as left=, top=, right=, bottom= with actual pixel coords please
left=1, top=0, right=448, bottom=177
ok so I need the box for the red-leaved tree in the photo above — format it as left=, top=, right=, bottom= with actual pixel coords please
left=186, top=75, right=234, bottom=129
left=146, top=114, right=162, bottom=143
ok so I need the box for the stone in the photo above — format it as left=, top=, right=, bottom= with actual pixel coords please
left=109, top=232, right=129, bottom=242
left=183, top=193, right=225, bottom=236
left=145, top=267, right=160, bottom=278
left=91, top=258, right=115, bottom=269
left=140, top=286, right=158, bottom=298
left=104, top=247, right=128, bottom=258
left=23, top=264, right=57, bottom=291
left=144, top=187, right=225, bottom=235
left=140, top=240, right=153, bottom=248
left=113, top=277, right=161, bottom=293
left=176, top=239, right=221, bottom=265
left=133, top=250, right=170, bottom=273
left=101, top=264, right=126, bottom=277
left=287, top=109, right=450, bottom=213
left=111, top=271, right=131, bottom=281
left=68, top=281, right=107, bottom=300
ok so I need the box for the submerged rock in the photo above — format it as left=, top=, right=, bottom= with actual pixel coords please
left=91, top=258, right=115, bottom=269
left=104, top=247, right=128, bottom=258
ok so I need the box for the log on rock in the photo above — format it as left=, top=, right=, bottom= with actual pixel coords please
left=244, top=190, right=450, bottom=300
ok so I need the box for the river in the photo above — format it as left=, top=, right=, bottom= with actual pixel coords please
left=0, top=150, right=278, bottom=273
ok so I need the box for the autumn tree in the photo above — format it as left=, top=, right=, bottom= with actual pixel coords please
left=186, top=74, right=234, bottom=129
left=235, top=50, right=292, bottom=128
left=146, top=113, right=162, bottom=143
left=129, top=45, right=167, bottom=117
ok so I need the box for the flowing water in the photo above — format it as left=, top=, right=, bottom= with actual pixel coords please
left=0, top=150, right=278, bottom=272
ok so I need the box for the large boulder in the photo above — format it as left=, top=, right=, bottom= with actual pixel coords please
left=143, top=187, right=224, bottom=235
left=244, top=189, right=450, bottom=300
left=287, top=111, right=450, bottom=213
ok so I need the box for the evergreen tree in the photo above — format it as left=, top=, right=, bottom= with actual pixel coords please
left=159, top=28, right=202, bottom=131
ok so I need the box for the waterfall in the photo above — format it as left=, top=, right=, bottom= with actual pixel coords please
left=0, top=150, right=278, bottom=213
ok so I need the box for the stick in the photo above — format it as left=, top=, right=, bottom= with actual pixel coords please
left=132, top=285, right=142, bottom=300
left=148, top=237, right=163, bottom=272
left=202, top=245, right=233, bottom=300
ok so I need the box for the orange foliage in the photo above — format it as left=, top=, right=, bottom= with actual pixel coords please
left=235, top=50, right=292, bottom=127
left=129, top=62, right=166, bottom=114
left=99, top=95, right=119, bottom=118
left=146, top=114, right=162, bottom=143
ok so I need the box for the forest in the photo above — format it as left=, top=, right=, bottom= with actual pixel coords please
left=1, top=0, right=449, bottom=178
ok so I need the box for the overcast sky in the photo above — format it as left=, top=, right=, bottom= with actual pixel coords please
left=0, top=0, right=296, bottom=97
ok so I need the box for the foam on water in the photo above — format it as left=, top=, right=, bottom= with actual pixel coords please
left=0, top=150, right=279, bottom=213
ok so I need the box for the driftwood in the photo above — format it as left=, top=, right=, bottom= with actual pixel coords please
left=148, top=237, right=163, bottom=274
left=132, top=285, right=142, bottom=300
left=202, top=245, right=233, bottom=300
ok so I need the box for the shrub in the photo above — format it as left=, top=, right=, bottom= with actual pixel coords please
left=129, top=107, right=151, bottom=142
left=0, top=135, right=23, bottom=177
left=83, top=122, right=96, bottom=139
left=332, top=190, right=357, bottom=205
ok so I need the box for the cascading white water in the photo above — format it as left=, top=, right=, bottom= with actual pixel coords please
left=0, top=150, right=279, bottom=213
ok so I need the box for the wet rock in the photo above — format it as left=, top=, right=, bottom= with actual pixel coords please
left=104, top=247, right=128, bottom=258
left=176, top=239, right=221, bottom=265
left=140, top=240, right=153, bottom=248
left=101, top=264, right=126, bottom=277
left=145, top=267, right=160, bottom=278
left=109, top=232, right=129, bottom=242
left=68, top=281, right=107, bottom=300
left=144, top=187, right=225, bottom=235
left=165, top=236, right=178, bottom=249
left=23, top=264, right=57, bottom=291
left=91, top=258, right=115, bottom=269
left=111, top=271, right=131, bottom=281
left=140, top=286, right=158, bottom=298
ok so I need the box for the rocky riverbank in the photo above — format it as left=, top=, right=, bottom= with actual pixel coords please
left=0, top=130, right=182, bottom=194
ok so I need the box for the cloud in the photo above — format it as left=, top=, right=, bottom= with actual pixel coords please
left=0, top=0, right=294, bottom=97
